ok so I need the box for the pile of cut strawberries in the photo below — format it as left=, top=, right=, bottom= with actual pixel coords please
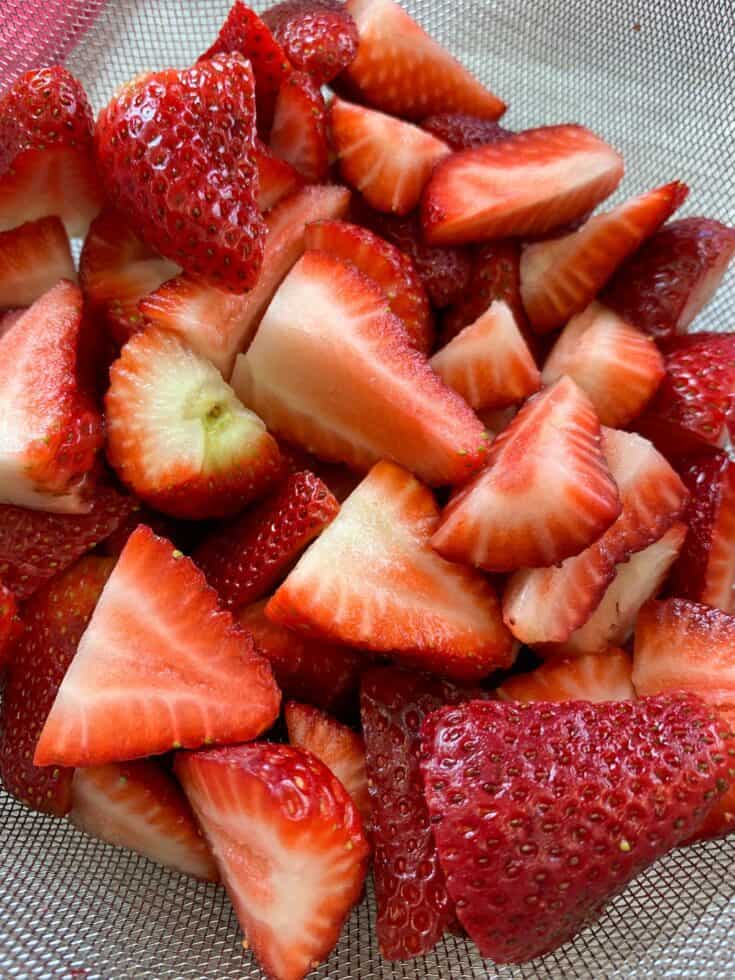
left=0, top=0, right=734, bottom=976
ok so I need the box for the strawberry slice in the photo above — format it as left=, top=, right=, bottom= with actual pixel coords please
left=34, top=526, right=280, bottom=768
left=0, top=217, right=75, bottom=309
left=105, top=328, right=282, bottom=519
left=520, top=181, right=688, bottom=333
left=255, top=139, right=304, bottom=211
left=195, top=470, right=339, bottom=610
left=421, top=113, right=512, bottom=150
left=430, top=299, right=540, bottom=410
left=285, top=701, right=370, bottom=821
left=0, top=67, right=102, bottom=235
left=0, top=556, right=113, bottom=815
left=497, top=649, right=635, bottom=703
left=175, top=742, right=369, bottom=980
left=267, top=461, right=513, bottom=680
left=70, top=759, right=219, bottom=881
left=140, top=184, right=351, bottom=377
left=262, top=0, right=359, bottom=84
left=329, top=97, right=450, bottom=215
left=633, top=599, right=735, bottom=841
left=304, top=218, right=433, bottom=352
left=602, top=217, right=735, bottom=340
left=421, top=124, right=624, bottom=246
left=542, top=302, right=665, bottom=427
left=232, top=251, right=489, bottom=485
left=270, top=72, right=330, bottom=182
left=0, top=583, right=20, bottom=671
left=336, top=0, right=505, bottom=120
left=432, top=377, right=621, bottom=572
left=420, top=695, right=731, bottom=962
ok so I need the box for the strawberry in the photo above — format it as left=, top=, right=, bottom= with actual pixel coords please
left=430, top=299, right=540, bottom=410
left=633, top=599, right=735, bottom=841
left=262, top=0, right=359, bottom=84
left=0, top=280, right=103, bottom=513
left=668, top=452, right=735, bottom=613
left=0, top=66, right=102, bottom=235
left=279, top=440, right=362, bottom=502
left=304, top=218, right=433, bottom=352
left=69, top=759, right=219, bottom=881
left=285, top=701, right=370, bottom=821
left=105, top=328, right=283, bottom=519
left=270, top=72, right=329, bottom=182
left=0, top=583, right=20, bottom=671
left=140, top=184, right=351, bottom=378
left=267, top=461, right=513, bottom=680
left=194, top=470, right=339, bottom=610
left=421, top=113, right=512, bottom=150
left=0, top=556, right=113, bottom=816
left=420, top=695, right=731, bottom=962
left=336, top=0, right=505, bottom=121
left=542, top=302, right=665, bottom=428
left=175, top=742, right=369, bottom=980
left=34, top=525, right=281, bottom=767
left=432, top=377, right=621, bottom=572
left=95, top=56, right=265, bottom=293
left=0, top=217, right=75, bottom=309
left=635, top=332, right=735, bottom=459
left=255, top=139, right=304, bottom=211
left=232, top=251, right=489, bottom=485
left=421, top=124, right=624, bottom=245
left=602, top=217, right=735, bottom=340
left=497, top=648, right=635, bottom=703
left=520, top=181, right=688, bottom=333
left=329, top=97, right=450, bottom=216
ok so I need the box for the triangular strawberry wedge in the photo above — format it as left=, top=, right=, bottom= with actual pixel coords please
left=421, top=125, right=624, bottom=245
left=34, top=525, right=281, bottom=767
left=431, top=377, right=621, bottom=572
left=329, top=97, right=450, bottom=215
left=430, top=299, right=540, bottom=410
left=497, top=648, right=635, bottom=703
left=542, top=302, right=665, bottom=427
left=232, top=251, right=489, bottom=485
left=70, top=759, right=219, bottom=881
left=267, top=461, right=513, bottom=680
left=255, top=140, right=303, bottom=211
left=0, top=218, right=75, bottom=309
left=520, top=181, right=688, bottom=333
left=337, top=0, right=505, bottom=120
left=270, top=72, right=330, bottom=182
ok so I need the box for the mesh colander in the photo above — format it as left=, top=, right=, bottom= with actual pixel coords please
left=1, top=0, right=734, bottom=977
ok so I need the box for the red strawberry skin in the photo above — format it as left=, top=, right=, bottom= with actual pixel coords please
left=0, top=583, right=20, bottom=671
left=421, top=113, right=512, bottom=150
left=270, top=71, right=330, bottom=182
left=262, top=0, right=359, bottom=84
left=420, top=696, right=732, bottom=963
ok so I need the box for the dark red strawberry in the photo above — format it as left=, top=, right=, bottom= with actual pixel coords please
left=254, top=139, right=304, bottom=211
left=262, top=0, right=359, bottom=84
left=0, top=583, right=20, bottom=671
left=0, top=217, right=75, bottom=310
left=421, top=113, right=512, bottom=150
left=270, top=71, right=329, bottom=181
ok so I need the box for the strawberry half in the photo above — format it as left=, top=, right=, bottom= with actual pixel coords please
left=262, top=0, right=359, bottom=85
left=255, top=139, right=304, bottom=211
left=0, top=583, right=20, bottom=671
left=267, top=461, right=513, bottom=681
left=421, top=113, right=512, bottom=150
left=0, top=67, right=102, bottom=235
left=432, top=377, right=621, bottom=572
left=336, top=0, right=505, bottom=120
left=0, top=217, right=75, bottom=309
left=105, top=328, right=283, bottom=519
left=34, top=525, right=281, bottom=767
left=420, top=695, right=731, bottom=962
left=520, top=181, right=688, bottom=333
left=232, top=250, right=489, bottom=486
left=175, top=742, right=369, bottom=980
left=95, top=56, right=265, bottom=293
left=330, top=97, right=450, bottom=215
left=498, top=648, right=635, bottom=703
left=421, top=124, right=624, bottom=245
left=270, top=72, right=329, bottom=182
left=70, top=759, right=219, bottom=881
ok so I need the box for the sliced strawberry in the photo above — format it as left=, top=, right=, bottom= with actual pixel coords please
left=431, top=299, right=540, bottom=410
left=304, top=218, right=433, bottom=351
left=268, top=461, right=513, bottom=680
left=0, top=556, right=113, bottom=815
left=520, top=181, right=688, bottom=333
left=34, top=526, right=280, bottom=768
left=106, top=328, right=282, bottom=519
left=421, top=113, right=512, bottom=150
left=262, top=0, right=359, bottom=84
left=285, top=701, right=370, bottom=821
left=498, top=649, right=635, bottom=702
left=0, top=67, right=102, bottom=235
left=602, top=217, right=735, bottom=340
left=255, top=139, right=304, bottom=211
left=542, top=302, right=665, bottom=427
left=432, top=377, right=621, bottom=572
left=330, top=97, right=449, bottom=215
left=0, top=583, right=20, bottom=671
left=232, top=251, right=489, bottom=485
left=336, top=0, right=505, bottom=120
left=270, top=72, right=329, bottom=182
left=421, top=124, right=624, bottom=245
left=175, top=742, right=369, bottom=980
left=70, top=759, right=219, bottom=881
left=0, top=217, right=75, bottom=309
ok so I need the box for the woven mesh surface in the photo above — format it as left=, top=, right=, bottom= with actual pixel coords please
left=0, top=0, right=734, bottom=977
